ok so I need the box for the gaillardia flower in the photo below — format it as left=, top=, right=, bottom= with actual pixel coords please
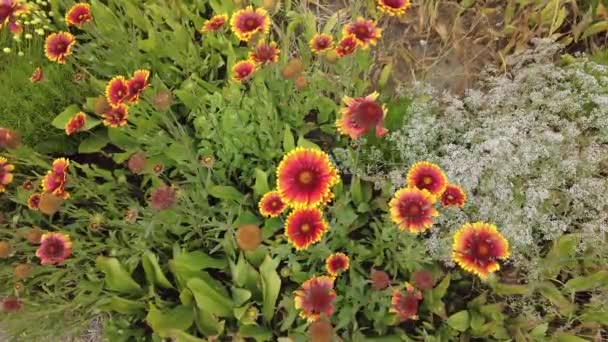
left=258, top=191, right=287, bottom=217
left=105, top=76, right=129, bottom=107
left=42, top=158, right=70, bottom=199
left=102, top=104, right=129, bottom=127
left=0, top=0, right=27, bottom=35
left=230, top=6, right=270, bottom=42
left=0, top=156, right=14, bottom=193
left=452, top=222, right=510, bottom=279
left=27, top=193, right=41, bottom=210
left=150, top=184, right=177, bottom=211
left=127, top=151, right=147, bottom=174
left=389, top=187, right=438, bottom=233
left=30, top=67, right=43, bottom=83
left=337, top=91, right=388, bottom=139
left=0, top=127, right=20, bottom=149
left=294, top=276, right=337, bottom=322
left=343, top=18, right=382, bottom=48
left=36, top=232, right=72, bottom=265
left=309, top=34, right=334, bottom=54
left=65, top=112, right=86, bottom=136
left=249, top=41, right=280, bottom=64
left=411, top=270, right=434, bottom=290
left=201, top=14, right=228, bottom=33
left=406, top=161, right=448, bottom=196
left=377, top=0, right=411, bottom=16
left=232, top=59, right=256, bottom=82
left=390, top=282, right=422, bottom=321
left=44, top=32, right=76, bottom=64
left=325, top=253, right=349, bottom=276
left=126, top=69, right=150, bottom=103
left=276, top=147, right=339, bottom=208
left=65, top=3, right=92, bottom=27
left=336, top=34, right=358, bottom=57
left=1, top=297, right=22, bottom=313
left=285, top=207, right=328, bottom=250
left=371, top=269, right=391, bottom=290
left=441, top=184, right=467, bottom=207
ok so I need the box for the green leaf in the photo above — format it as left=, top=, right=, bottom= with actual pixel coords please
left=297, top=137, right=321, bottom=150
left=107, top=127, right=137, bottom=149
left=51, top=104, right=80, bottom=130
left=253, top=168, right=270, bottom=197
left=146, top=304, right=194, bottom=338
left=169, top=330, right=206, bottom=342
left=239, top=325, right=273, bottom=342
left=554, top=332, right=591, bottom=342
left=232, top=287, right=252, bottom=307
left=564, top=270, right=608, bottom=292
left=283, top=125, right=295, bottom=152
left=262, top=218, right=283, bottom=239
left=378, top=63, right=393, bottom=89
left=142, top=251, right=174, bottom=289
left=166, top=142, right=192, bottom=163
left=173, top=251, right=227, bottom=273
left=208, top=185, right=243, bottom=202
left=530, top=323, right=548, bottom=338
left=582, top=20, right=608, bottom=39
left=447, top=310, right=470, bottom=332
left=78, top=133, right=110, bottom=154
left=351, top=176, right=363, bottom=205
left=195, top=307, right=224, bottom=336
left=98, top=296, right=145, bottom=314
left=96, top=256, right=142, bottom=293
left=260, top=256, right=281, bottom=322
left=537, top=281, right=576, bottom=316
left=188, top=277, right=234, bottom=317
left=492, top=282, right=533, bottom=295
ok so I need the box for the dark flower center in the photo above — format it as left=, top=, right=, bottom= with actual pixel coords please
left=45, top=240, right=64, bottom=257
left=383, top=0, right=405, bottom=8
left=244, top=17, right=259, bottom=30
left=298, top=170, right=314, bottom=185
left=308, top=286, right=333, bottom=312
left=477, top=243, right=489, bottom=257
left=356, top=26, right=369, bottom=36
left=408, top=204, right=421, bottom=215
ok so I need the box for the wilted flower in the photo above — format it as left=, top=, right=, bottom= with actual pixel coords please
left=1, top=297, right=22, bottom=313
left=36, top=232, right=72, bottom=265
left=337, top=91, right=388, bottom=139
left=452, top=222, right=510, bottom=279
left=389, top=187, right=438, bottom=233
left=14, top=263, right=32, bottom=280
left=336, top=34, right=358, bottom=57
left=324, top=49, right=340, bottom=63
left=249, top=41, right=280, bottom=65
left=258, top=191, right=287, bottom=217
left=27, top=193, right=41, bottom=210
left=72, top=71, right=87, bottom=83
left=44, top=32, right=75, bottom=64
left=370, top=269, right=391, bottom=290
left=232, top=59, right=256, bottom=82
left=276, top=147, right=339, bottom=208
left=285, top=207, right=328, bottom=250
left=325, top=253, right=349, bottom=276
left=236, top=224, right=263, bottom=251
left=0, top=241, right=11, bottom=258
left=406, top=161, right=448, bottom=196
left=411, top=270, right=434, bottom=290
left=200, top=155, right=214, bottom=168
left=294, top=276, right=337, bottom=322
left=30, top=67, right=43, bottom=82
left=440, top=184, right=467, bottom=207
left=294, top=74, right=307, bottom=90
left=127, top=152, right=147, bottom=174
left=24, top=227, right=43, bottom=244
left=309, top=33, right=334, bottom=54
left=41, top=158, right=69, bottom=199
left=377, top=0, right=411, bottom=16
left=65, top=3, right=92, bottom=27
left=65, top=112, right=86, bottom=136
left=21, top=179, right=33, bottom=191
left=230, top=6, right=270, bottom=42
left=38, top=193, right=64, bottom=216
left=124, top=208, right=138, bottom=223
left=343, top=18, right=382, bottom=49
left=0, top=127, right=20, bottom=149
left=201, top=14, right=227, bottom=33
left=93, top=96, right=110, bottom=115
left=150, top=184, right=177, bottom=211
left=126, top=69, right=150, bottom=103
left=390, top=282, right=422, bottom=321
left=105, top=76, right=129, bottom=107
left=0, top=156, right=15, bottom=193
left=281, top=58, right=304, bottom=79
left=152, top=89, right=173, bottom=111
left=308, top=319, right=333, bottom=342
left=153, top=163, right=163, bottom=174
left=102, top=104, right=129, bottom=127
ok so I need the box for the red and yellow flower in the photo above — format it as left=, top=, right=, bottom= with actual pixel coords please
left=452, top=222, right=510, bottom=279
left=36, top=232, right=72, bottom=265
left=309, top=34, right=334, bottom=54
left=201, top=14, right=228, bottom=33
left=0, top=0, right=28, bottom=35
left=27, top=193, right=41, bottom=210
left=337, top=91, right=388, bottom=139
left=276, top=147, right=339, bottom=208
left=65, top=112, right=86, bottom=136
left=249, top=41, right=280, bottom=65
left=325, top=253, right=349, bottom=276
left=336, top=34, right=358, bottom=57
left=390, top=282, right=422, bottom=321
left=342, top=18, right=382, bottom=49
left=30, top=67, right=43, bottom=83
left=389, top=187, right=438, bottom=233
left=441, top=184, right=467, bottom=207
left=232, top=59, right=257, bottom=82
left=42, top=158, right=70, bottom=199
left=105, top=76, right=129, bottom=107
left=377, top=0, right=411, bottom=16
left=258, top=191, right=287, bottom=218
left=1, top=296, right=22, bottom=313
left=406, top=161, right=448, bottom=196
left=285, top=207, right=328, bottom=250
left=65, top=3, right=92, bottom=27
left=294, top=276, right=337, bottom=322
left=102, top=104, right=129, bottom=127
left=126, top=69, right=150, bottom=103
left=0, top=156, right=14, bottom=193
left=230, top=6, right=270, bottom=42
left=44, top=32, right=76, bottom=64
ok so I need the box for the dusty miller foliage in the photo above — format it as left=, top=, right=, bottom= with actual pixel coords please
left=334, top=40, right=608, bottom=278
